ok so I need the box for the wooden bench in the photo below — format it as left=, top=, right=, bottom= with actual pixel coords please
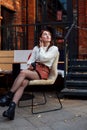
left=0, top=51, right=14, bottom=71
left=0, top=51, right=14, bottom=91
left=0, top=50, right=32, bottom=71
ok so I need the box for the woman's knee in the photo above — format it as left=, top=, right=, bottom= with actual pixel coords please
left=19, top=70, right=26, bottom=77
left=20, top=80, right=28, bottom=89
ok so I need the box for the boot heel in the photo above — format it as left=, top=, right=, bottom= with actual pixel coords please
left=9, top=112, right=15, bottom=120
left=3, top=110, right=15, bottom=120
left=2, top=102, right=16, bottom=120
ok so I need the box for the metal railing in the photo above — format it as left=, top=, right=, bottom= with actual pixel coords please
left=0, top=22, right=70, bottom=50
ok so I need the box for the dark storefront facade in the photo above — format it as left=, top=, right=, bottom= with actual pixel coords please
left=0, top=0, right=76, bottom=61
left=0, top=0, right=73, bottom=50
left=0, top=0, right=87, bottom=58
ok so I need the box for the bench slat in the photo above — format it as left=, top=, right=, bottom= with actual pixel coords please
left=0, top=51, right=14, bottom=57
left=0, top=58, right=14, bottom=63
left=0, top=51, right=14, bottom=71
left=0, top=64, right=12, bottom=71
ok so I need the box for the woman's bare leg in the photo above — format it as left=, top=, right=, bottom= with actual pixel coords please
left=12, top=79, right=28, bottom=104
left=10, top=69, right=40, bottom=93
left=10, top=69, right=40, bottom=104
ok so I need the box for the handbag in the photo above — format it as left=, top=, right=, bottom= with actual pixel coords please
left=31, top=62, right=36, bottom=69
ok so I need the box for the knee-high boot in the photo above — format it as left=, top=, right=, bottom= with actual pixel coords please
left=3, top=102, right=16, bottom=120
left=0, top=91, right=14, bottom=107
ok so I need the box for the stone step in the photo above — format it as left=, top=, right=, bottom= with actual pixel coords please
left=61, top=88, right=87, bottom=97
left=68, top=59, right=87, bottom=66
left=66, top=73, right=87, bottom=79
left=66, top=80, right=87, bottom=88
left=68, top=66, right=87, bottom=72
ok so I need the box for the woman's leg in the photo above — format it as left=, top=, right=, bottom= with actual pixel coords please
left=0, top=69, right=40, bottom=106
left=12, top=79, right=28, bottom=104
left=11, top=69, right=40, bottom=104
left=10, top=69, right=40, bottom=93
left=2, top=70, right=40, bottom=120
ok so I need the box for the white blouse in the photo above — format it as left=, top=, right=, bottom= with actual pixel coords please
left=27, top=45, right=59, bottom=69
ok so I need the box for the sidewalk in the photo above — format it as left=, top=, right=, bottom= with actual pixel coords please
left=0, top=92, right=87, bottom=130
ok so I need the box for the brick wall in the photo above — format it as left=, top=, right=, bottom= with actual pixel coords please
left=0, top=0, right=36, bottom=49
left=0, top=0, right=15, bottom=11
left=27, top=0, right=36, bottom=49
left=0, top=0, right=22, bottom=25
left=78, top=0, right=87, bottom=58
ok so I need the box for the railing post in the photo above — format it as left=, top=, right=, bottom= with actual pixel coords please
left=64, top=20, right=76, bottom=88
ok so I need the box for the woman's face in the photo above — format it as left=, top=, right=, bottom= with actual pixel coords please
left=40, top=31, right=52, bottom=42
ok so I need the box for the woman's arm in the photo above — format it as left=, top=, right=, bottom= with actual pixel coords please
left=27, top=46, right=37, bottom=66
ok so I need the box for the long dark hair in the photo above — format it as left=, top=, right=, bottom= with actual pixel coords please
left=38, top=28, right=54, bottom=51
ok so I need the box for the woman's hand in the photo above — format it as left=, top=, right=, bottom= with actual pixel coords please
left=39, top=40, right=44, bottom=47
left=28, top=64, right=34, bottom=70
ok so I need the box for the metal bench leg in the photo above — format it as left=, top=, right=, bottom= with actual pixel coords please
left=32, top=91, right=62, bottom=114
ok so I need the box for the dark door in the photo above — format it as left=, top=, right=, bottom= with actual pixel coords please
left=1, top=6, right=14, bottom=50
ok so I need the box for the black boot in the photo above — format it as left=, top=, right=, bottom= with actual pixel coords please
left=0, top=91, right=14, bottom=107
left=3, top=102, right=16, bottom=120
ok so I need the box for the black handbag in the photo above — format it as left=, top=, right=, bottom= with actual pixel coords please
left=31, top=62, right=36, bottom=69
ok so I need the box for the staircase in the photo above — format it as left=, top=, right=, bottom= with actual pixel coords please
left=61, top=59, right=87, bottom=96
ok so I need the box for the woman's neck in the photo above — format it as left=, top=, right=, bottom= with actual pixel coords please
left=43, top=42, right=50, bottom=47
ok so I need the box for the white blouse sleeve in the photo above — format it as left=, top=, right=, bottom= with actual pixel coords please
left=27, top=46, right=37, bottom=65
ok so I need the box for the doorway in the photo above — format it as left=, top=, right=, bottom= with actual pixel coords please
left=1, top=6, right=15, bottom=50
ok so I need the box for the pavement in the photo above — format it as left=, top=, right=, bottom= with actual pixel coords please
left=0, top=92, right=87, bottom=130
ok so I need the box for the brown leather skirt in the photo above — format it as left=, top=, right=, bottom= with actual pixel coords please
left=35, top=62, right=50, bottom=80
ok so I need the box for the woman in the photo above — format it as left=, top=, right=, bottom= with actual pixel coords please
left=0, top=27, right=59, bottom=120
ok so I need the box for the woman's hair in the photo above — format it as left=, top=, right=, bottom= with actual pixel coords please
left=37, top=27, right=54, bottom=50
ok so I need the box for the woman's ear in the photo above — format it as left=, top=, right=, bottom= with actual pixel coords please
left=40, top=37, right=42, bottom=41
left=39, top=38, right=43, bottom=43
